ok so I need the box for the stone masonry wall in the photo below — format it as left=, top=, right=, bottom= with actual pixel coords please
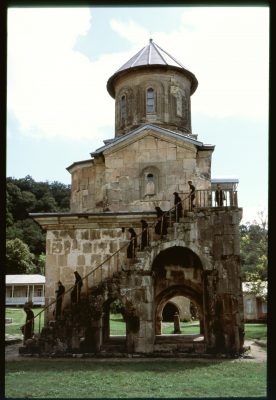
left=69, top=130, right=213, bottom=213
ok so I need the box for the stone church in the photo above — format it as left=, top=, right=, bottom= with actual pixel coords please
left=29, top=39, right=244, bottom=356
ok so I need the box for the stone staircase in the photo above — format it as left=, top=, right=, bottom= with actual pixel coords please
left=18, top=205, right=197, bottom=357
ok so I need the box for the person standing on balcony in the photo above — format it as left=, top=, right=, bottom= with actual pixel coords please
left=127, top=228, right=137, bottom=258
left=140, top=220, right=149, bottom=250
left=54, top=281, right=65, bottom=319
left=215, top=184, right=225, bottom=207
left=173, top=192, right=183, bottom=222
left=22, top=303, right=34, bottom=342
left=71, top=271, right=83, bottom=304
left=188, top=180, right=196, bottom=211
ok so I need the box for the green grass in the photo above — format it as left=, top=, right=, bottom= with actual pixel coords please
left=244, top=323, right=267, bottom=341
left=110, top=314, right=126, bottom=335
left=6, top=309, right=267, bottom=344
left=5, top=307, right=45, bottom=337
left=5, top=312, right=267, bottom=398
left=161, top=320, right=200, bottom=334
left=5, top=359, right=266, bottom=398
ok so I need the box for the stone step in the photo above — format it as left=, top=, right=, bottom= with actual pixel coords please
left=155, top=334, right=204, bottom=343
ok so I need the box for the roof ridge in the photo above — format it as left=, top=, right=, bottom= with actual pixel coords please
left=131, top=44, right=148, bottom=68
left=151, top=41, right=168, bottom=65
left=153, top=41, right=185, bottom=68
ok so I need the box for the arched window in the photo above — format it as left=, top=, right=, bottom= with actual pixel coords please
left=144, top=173, right=155, bottom=197
left=121, top=95, right=126, bottom=122
left=146, top=88, right=155, bottom=113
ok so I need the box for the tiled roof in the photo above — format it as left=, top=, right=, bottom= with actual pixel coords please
left=6, top=274, right=45, bottom=285
left=117, top=39, right=186, bottom=71
left=107, top=39, right=198, bottom=97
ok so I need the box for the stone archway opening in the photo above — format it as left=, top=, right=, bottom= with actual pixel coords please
left=162, top=301, right=180, bottom=322
left=152, top=246, right=206, bottom=352
left=161, top=296, right=201, bottom=335
left=102, top=298, right=126, bottom=351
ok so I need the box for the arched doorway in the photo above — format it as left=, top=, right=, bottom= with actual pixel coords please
left=161, top=296, right=201, bottom=335
left=162, top=301, right=180, bottom=321
left=152, top=246, right=206, bottom=351
left=101, top=298, right=126, bottom=352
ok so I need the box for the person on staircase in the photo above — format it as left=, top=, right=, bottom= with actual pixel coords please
left=54, top=280, right=65, bottom=319
left=22, top=303, right=34, bottom=343
left=188, top=180, right=196, bottom=211
left=127, top=228, right=137, bottom=259
left=154, top=206, right=168, bottom=237
left=173, top=192, right=183, bottom=222
left=140, top=220, right=149, bottom=250
left=71, top=271, right=83, bottom=304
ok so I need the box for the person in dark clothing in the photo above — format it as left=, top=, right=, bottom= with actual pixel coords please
left=54, top=280, right=65, bottom=319
left=188, top=180, right=196, bottom=211
left=140, top=220, right=149, bottom=250
left=22, top=304, right=34, bottom=342
left=155, top=206, right=164, bottom=218
left=215, top=184, right=225, bottom=207
left=173, top=192, right=183, bottom=222
left=71, top=271, right=83, bottom=304
left=127, top=228, right=137, bottom=258
left=154, top=206, right=168, bottom=237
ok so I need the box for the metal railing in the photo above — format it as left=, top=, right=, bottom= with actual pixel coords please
left=20, top=189, right=238, bottom=337
left=6, top=296, right=45, bottom=306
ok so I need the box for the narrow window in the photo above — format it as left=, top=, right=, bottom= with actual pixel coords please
left=121, top=95, right=126, bottom=122
left=146, top=88, right=155, bottom=113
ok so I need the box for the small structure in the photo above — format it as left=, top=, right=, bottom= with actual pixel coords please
left=211, top=177, right=239, bottom=207
left=243, top=282, right=267, bottom=322
left=5, top=275, right=45, bottom=306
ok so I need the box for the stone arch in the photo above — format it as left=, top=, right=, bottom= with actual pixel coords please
left=162, top=301, right=180, bottom=321
left=146, top=239, right=213, bottom=273
left=115, top=86, right=134, bottom=132
left=101, top=292, right=139, bottom=349
left=152, top=245, right=205, bottom=336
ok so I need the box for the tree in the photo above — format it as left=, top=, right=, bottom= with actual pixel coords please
left=240, top=211, right=268, bottom=281
left=6, top=218, right=46, bottom=254
left=6, top=238, right=35, bottom=274
left=6, top=176, right=70, bottom=261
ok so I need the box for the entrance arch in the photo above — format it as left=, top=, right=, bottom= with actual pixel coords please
left=162, top=302, right=180, bottom=322
left=152, top=246, right=206, bottom=341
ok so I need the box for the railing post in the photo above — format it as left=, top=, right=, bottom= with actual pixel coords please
left=38, top=313, right=41, bottom=334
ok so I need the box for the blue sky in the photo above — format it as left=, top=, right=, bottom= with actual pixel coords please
left=7, top=6, right=269, bottom=223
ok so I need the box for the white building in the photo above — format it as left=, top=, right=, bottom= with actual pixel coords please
left=5, top=275, right=45, bottom=306
left=242, top=281, right=267, bottom=322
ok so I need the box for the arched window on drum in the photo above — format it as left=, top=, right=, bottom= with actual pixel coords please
left=121, top=95, right=126, bottom=123
left=146, top=88, right=155, bottom=113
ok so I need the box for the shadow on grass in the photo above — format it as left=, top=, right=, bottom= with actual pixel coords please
left=5, top=358, right=241, bottom=374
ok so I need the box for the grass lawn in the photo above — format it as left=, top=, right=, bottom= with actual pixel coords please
left=6, top=309, right=267, bottom=343
left=5, top=311, right=267, bottom=398
left=5, top=307, right=45, bottom=337
left=5, top=358, right=266, bottom=398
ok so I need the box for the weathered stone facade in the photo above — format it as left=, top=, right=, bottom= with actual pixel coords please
left=68, top=127, right=213, bottom=213
left=27, top=39, right=244, bottom=357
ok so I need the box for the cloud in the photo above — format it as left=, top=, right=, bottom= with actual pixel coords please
left=7, top=8, right=116, bottom=141
left=7, top=7, right=269, bottom=144
left=241, top=206, right=268, bottom=225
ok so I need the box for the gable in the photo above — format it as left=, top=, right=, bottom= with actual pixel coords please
left=91, top=124, right=214, bottom=158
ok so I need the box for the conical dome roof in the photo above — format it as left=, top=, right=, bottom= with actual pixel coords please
left=107, top=39, right=198, bottom=98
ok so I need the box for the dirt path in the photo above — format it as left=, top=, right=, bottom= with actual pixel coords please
left=5, top=340, right=266, bottom=363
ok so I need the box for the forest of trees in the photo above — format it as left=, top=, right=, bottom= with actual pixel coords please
left=6, top=175, right=71, bottom=275
left=6, top=176, right=267, bottom=299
